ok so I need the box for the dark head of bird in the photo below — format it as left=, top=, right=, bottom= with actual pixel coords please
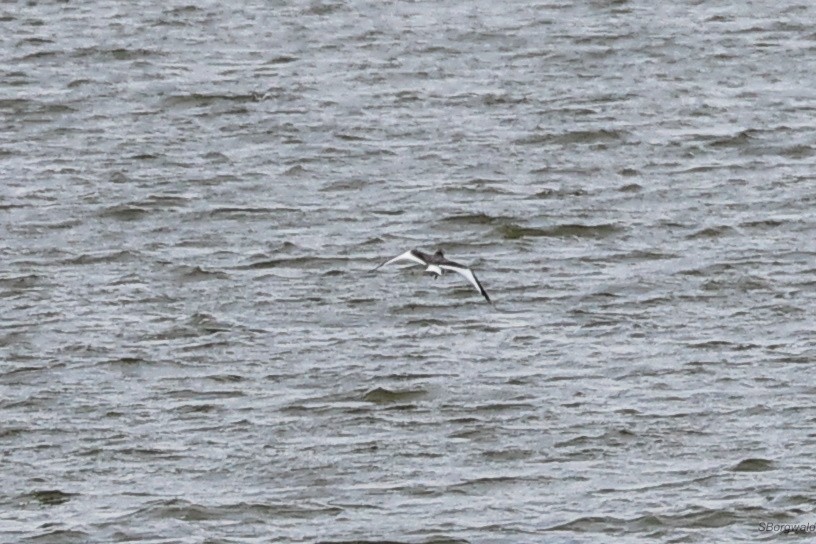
left=434, top=249, right=444, bottom=258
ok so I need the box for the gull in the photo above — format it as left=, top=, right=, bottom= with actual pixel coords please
left=372, top=249, right=491, bottom=303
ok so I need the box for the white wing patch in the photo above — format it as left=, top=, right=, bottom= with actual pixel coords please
left=425, top=264, right=443, bottom=276
left=439, top=264, right=491, bottom=303
left=372, top=249, right=427, bottom=271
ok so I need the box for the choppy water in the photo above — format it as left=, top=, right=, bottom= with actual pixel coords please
left=2, top=1, right=816, bottom=542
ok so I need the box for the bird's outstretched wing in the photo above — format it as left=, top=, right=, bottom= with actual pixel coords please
left=371, top=249, right=427, bottom=272
left=439, top=264, right=491, bottom=303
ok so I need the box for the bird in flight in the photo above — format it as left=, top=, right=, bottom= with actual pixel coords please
left=372, top=248, right=491, bottom=303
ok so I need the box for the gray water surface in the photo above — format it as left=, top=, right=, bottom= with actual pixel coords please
left=2, top=1, right=816, bottom=543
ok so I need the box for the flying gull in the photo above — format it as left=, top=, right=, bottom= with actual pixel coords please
left=372, top=249, right=491, bottom=303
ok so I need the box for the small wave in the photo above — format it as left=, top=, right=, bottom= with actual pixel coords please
left=25, top=218, right=83, bottom=230
left=730, top=458, right=774, bottom=472
left=0, top=274, right=42, bottom=289
left=405, top=318, right=447, bottom=326
left=618, top=182, right=642, bottom=192
left=533, top=187, right=590, bottom=198
left=588, top=249, right=676, bottom=262
left=334, top=132, right=369, bottom=141
left=546, top=507, right=742, bottom=533
left=162, top=92, right=265, bottom=108
left=240, top=255, right=344, bottom=270
left=497, top=222, right=621, bottom=240
left=320, top=179, right=366, bottom=192
left=708, top=128, right=761, bottom=149
left=701, top=275, right=770, bottom=292
left=18, top=50, right=61, bottom=61
left=545, top=515, right=625, bottom=532
left=0, top=98, right=31, bottom=113
left=362, top=387, right=426, bottom=404
left=207, top=206, right=298, bottom=218
left=439, top=212, right=509, bottom=225
left=17, top=37, right=53, bottom=46
left=739, top=218, right=785, bottom=229
left=686, top=225, right=736, bottom=239
left=768, top=143, right=816, bottom=159
left=370, top=209, right=404, bottom=216
left=147, top=313, right=232, bottom=340
left=206, top=373, right=246, bottom=383
left=481, top=92, right=529, bottom=106
left=95, top=356, right=148, bottom=367
left=23, top=528, right=89, bottom=541
left=24, top=489, right=75, bottom=506
left=686, top=340, right=737, bottom=349
left=135, top=194, right=191, bottom=209
left=147, top=498, right=344, bottom=520
left=266, top=55, right=298, bottom=64
left=303, top=2, right=345, bottom=15
left=514, top=128, right=628, bottom=146
left=172, top=265, right=228, bottom=280
left=480, top=448, right=534, bottom=461
left=440, top=184, right=513, bottom=196
left=63, top=250, right=138, bottom=265
left=97, top=204, right=150, bottom=221
left=283, top=164, right=308, bottom=176
left=172, top=403, right=220, bottom=414
left=446, top=475, right=532, bottom=493
left=71, top=46, right=159, bottom=60
left=470, top=402, right=536, bottom=412
left=394, top=90, right=422, bottom=103
left=201, top=151, right=231, bottom=163
left=317, top=540, right=416, bottom=544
